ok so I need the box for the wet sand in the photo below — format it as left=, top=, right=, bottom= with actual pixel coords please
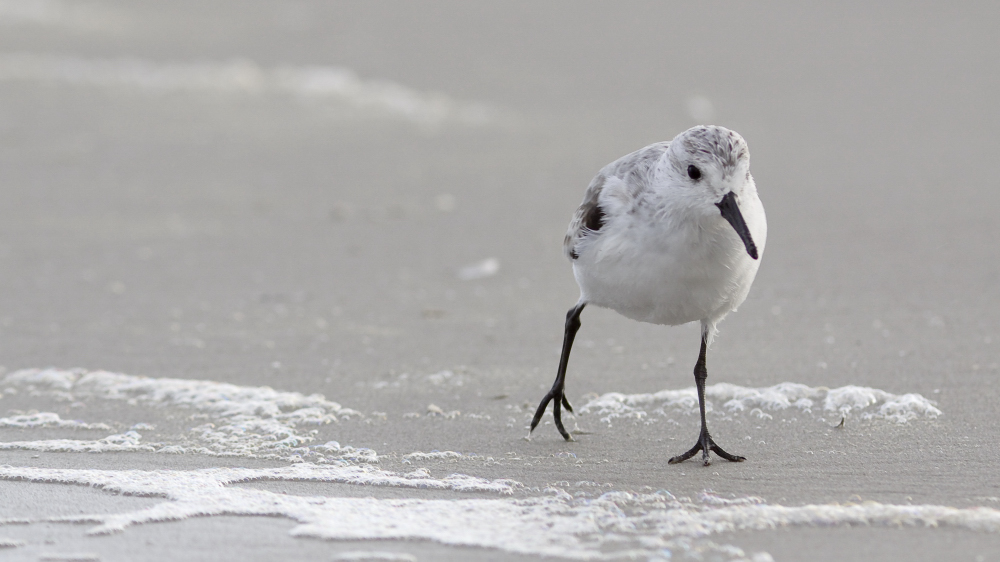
left=1, top=2, right=999, bottom=560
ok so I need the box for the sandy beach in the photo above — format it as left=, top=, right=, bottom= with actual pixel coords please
left=1, top=2, right=999, bottom=560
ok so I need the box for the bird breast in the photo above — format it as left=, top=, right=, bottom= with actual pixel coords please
left=573, top=199, right=765, bottom=327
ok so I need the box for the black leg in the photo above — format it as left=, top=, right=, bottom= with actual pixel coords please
left=668, top=333, right=745, bottom=466
left=530, top=302, right=586, bottom=440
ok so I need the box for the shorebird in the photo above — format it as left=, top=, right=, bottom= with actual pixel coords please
left=529, top=125, right=766, bottom=465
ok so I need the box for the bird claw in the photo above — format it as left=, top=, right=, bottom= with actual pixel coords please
left=530, top=387, right=573, bottom=441
left=561, top=394, right=574, bottom=414
left=668, top=430, right=745, bottom=466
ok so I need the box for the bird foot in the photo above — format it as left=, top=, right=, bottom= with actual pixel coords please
left=529, top=387, right=575, bottom=441
left=668, top=429, right=745, bottom=466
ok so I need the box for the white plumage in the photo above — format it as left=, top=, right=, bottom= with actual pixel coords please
left=532, top=125, right=767, bottom=466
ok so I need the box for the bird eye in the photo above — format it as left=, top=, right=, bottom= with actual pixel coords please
left=687, top=165, right=702, bottom=180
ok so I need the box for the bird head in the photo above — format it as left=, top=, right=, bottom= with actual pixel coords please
left=666, top=126, right=759, bottom=260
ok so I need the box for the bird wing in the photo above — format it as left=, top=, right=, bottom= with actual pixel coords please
left=563, top=141, right=670, bottom=260
left=563, top=173, right=606, bottom=260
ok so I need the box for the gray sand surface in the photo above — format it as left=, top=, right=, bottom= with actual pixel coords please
left=1, top=2, right=999, bottom=561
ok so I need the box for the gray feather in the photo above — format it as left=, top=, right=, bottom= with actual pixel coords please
left=563, top=142, right=670, bottom=260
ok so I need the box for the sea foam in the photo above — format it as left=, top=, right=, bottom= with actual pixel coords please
left=0, top=465, right=997, bottom=561
left=580, top=382, right=941, bottom=425
left=1, top=368, right=364, bottom=461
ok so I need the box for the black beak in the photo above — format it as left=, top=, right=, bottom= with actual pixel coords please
left=716, top=191, right=758, bottom=260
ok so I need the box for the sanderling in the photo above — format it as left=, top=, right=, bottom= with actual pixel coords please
left=530, top=125, right=767, bottom=466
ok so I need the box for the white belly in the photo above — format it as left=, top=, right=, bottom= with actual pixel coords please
left=573, top=208, right=764, bottom=327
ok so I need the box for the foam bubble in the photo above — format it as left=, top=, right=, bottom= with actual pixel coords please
left=580, top=382, right=941, bottom=425
left=0, top=412, right=110, bottom=430
left=402, top=451, right=465, bottom=463
left=0, top=431, right=153, bottom=453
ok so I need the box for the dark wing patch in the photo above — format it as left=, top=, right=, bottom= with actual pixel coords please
left=569, top=202, right=604, bottom=259
left=582, top=202, right=605, bottom=233
left=564, top=173, right=606, bottom=260
left=564, top=143, right=668, bottom=261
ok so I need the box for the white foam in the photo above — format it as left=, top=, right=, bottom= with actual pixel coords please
left=0, top=412, right=110, bottom=430
left=2, top=368, right=364, bottom=461
left=0, top=431, right=154, bottom=453
left=0, top=370, right=956, bottom=559
left=580, top=382, right=941, bottom=425
left=402, top=451, right=465, bottom=463
left=400, top=451, right=498, bottom=464
left=0, top=53, right=511, bottom=129
left=1, top=465, right=997, bottom=560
